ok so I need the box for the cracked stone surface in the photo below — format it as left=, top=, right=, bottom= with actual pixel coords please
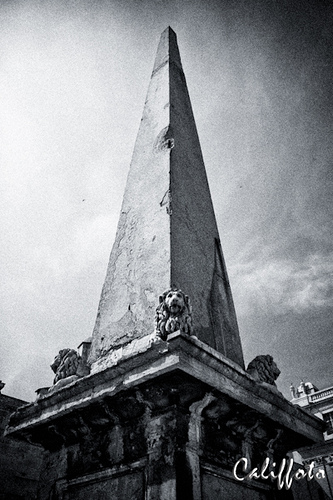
left=89, top=27, right=244, bottom=369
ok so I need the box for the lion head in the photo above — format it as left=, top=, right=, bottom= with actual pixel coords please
left=155, top=287, right=192, bottom=341
left=246, top=355, right=281, bottom=386
left=164, top=289, right=187, bottom=315
left=51, top=348, right=81, bottom=384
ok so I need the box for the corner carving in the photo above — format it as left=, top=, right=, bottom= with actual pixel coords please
left=246, top=355, right=281, bottom=387
left=154, top=288, right=192, bottom=341
left=43, top=348, right=90, bottom=394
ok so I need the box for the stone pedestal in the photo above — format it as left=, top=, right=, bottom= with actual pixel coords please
left=6, top=332, right=324, bottom=499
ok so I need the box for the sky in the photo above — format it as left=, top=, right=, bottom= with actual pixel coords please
left=0, top=0, right=332, bottom=402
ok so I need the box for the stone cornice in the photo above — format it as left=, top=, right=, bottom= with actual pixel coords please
left=6, top=332, right=324, bottom=447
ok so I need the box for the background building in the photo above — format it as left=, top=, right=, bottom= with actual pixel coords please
left=0, top=382, right=43, bottom=499
left=291, top=381, right=333, bottom=441
left=291, top=381, right=333, bottom=498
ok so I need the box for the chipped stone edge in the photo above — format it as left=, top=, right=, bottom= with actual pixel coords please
left=90, top=332, right=166, bottom=374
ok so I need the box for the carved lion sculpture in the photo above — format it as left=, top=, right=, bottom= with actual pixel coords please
left=155, top=288, right=192, bottom=341
left=246, top=355, right=281, bottom=386
left=51, top=348, right=81, bottom=384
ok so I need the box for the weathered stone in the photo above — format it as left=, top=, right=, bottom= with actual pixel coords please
left=47, top=348, right=91, bottom=395
left=89, top=27, right=244, bottom=368
left=155, top=287, right=192, bottom=340
left=6, top=333, right=324, bottom=443
left=5, top=331, right=325, bottom=499
left=0, top=391, right=44, bottom=499
left=246, top=354, right=281, bottom=386
left=4, top=28, right=327, bottom=500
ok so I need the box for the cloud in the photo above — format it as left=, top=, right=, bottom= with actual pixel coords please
left=231, top=252, right=333, bottom=316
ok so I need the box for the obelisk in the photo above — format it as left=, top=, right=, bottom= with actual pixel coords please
left=89, top=27, right=244, bottom=368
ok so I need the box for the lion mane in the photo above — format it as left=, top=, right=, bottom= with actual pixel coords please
left=155, top=288, right=192, bottom=341
left=246, top=355, right=281, bottom=386
left=51, top=348, right=81, bottom=384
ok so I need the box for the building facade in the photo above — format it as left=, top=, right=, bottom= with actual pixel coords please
left=291, top=382, right=333, bottom=442
left=0, top=382, right=43, bottom=499
left=291, top=381, right=333, bottom=498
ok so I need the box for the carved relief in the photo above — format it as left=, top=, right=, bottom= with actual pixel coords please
left=51, top=349, right=81, bottom=384
left=246, top=354, right=281, bottom=386
left=45, top=348, right=91, bottom=394
left=265, top=429, right=283, bottom=463
left=155, top=288, right=192, bottom=341
left=66, top=416, right=145, bottom=478
left=202, top=396, right=288, bottom=472
left=67, top=430, right=111, bottom=477
left=145, top=411, right=176, bottom=470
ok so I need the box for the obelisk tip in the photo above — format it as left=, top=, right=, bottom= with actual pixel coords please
left=153, top=26, right=180, bottom=74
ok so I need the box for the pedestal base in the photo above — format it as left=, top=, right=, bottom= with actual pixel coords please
left=6, top=333, right=324, bottom=499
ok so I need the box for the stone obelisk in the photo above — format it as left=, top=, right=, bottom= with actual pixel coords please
left=89, top=27, right=244, bottom=368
